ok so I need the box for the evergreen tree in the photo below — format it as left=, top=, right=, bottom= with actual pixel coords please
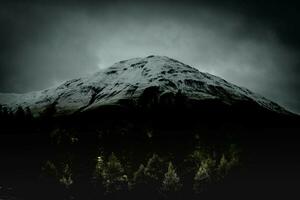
left=59, top=163, right=73, bottom=189
left=91, top=155, right=105, bottom=197
left=162, top=162, right=182, bottom=193
left=201, top=156, right=216, bottom=175
left=145, top=154, right=164, bottom=181
left=40, top=160, right=63, bottom=198
left=193, top=165, right=210, bottom=194
left=42, top=160, right=58, bottom=179
left=217, top=154, right=230, bottom=178
left=188, top=149, right=208, bottom=170
left=141, top=154, right=165, bottom=197
left=130, top=163, right=149, bottom=195
left=132, top=164, right=146, bottom=186
left=217, top=152, right=239, bottom=179
left=102, top=153, right=128, bottom=194
left=94, top=155, right=104, bottom=179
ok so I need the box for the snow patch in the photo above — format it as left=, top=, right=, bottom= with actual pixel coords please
left=0, top=56, right=289, bottom=116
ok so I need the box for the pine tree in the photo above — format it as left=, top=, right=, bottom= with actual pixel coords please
left=102, top=153, right=128, bottom=194
left=228, top=146, right=239, bottom=168
left=201, top=156, right=216, bottom=175
left=217, top=152, right=239, bottom=179
left=94, top=155, right=104, bottom=179
left=90, top=155, right=106, bottom=197
left=193, top=165, right=210, bottom=194
left=132, top=164, right=146, bottom=185
left=145, top=154, right=164, bottom=181
left=59, top=163, right=73, bottom=189
left=217, top=154, right=230, bottom=178
left=131, top=164, right=148, bottom=193
left=139, top=154, right=165, bottom=196
left=40, top=160, right=62, bottom=197
left=162, top=162, right=182, bottom=193
left=42, top=160, right=58, bottom=178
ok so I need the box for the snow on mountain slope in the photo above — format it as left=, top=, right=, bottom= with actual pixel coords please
left=0, top=55, right=289, bottom=116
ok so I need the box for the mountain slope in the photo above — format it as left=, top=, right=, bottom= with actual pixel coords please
left=0, top=55, right=290, bottom=117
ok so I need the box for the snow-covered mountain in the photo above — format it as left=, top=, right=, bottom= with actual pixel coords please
left=0, top=55, right=289, bottom=117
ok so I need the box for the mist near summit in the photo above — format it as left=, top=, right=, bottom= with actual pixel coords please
left=0, top=0, right=300, bottom=113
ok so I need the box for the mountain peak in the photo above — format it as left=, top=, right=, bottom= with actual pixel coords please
left=0, top=56, right=290, bottom=117
left=101, top=55, right=196, bottom=75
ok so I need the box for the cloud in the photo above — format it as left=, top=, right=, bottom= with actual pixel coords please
left=0, top=0, right=299, bottom=113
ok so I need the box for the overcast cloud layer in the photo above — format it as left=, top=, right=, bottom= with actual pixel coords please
left=1, top=0, right=300, bottom=113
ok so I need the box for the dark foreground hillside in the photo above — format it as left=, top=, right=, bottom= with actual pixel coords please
left=0, top=103, right=299, bottom=200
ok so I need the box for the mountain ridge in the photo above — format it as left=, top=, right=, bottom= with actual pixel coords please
left=0, top=55, right=292, bottom=117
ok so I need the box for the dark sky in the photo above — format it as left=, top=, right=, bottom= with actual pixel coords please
left=1, top=0, right=300, bottom=113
